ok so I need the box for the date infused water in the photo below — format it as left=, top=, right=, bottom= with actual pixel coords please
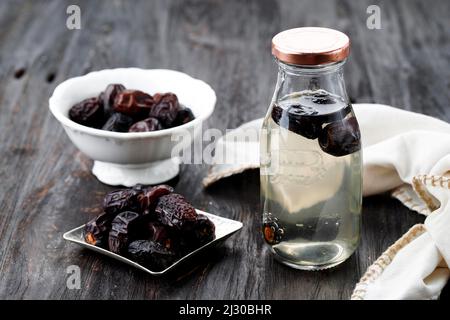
left=261, top=27, right=362, bottom=269
left=260, top=90, right=362, bottom=270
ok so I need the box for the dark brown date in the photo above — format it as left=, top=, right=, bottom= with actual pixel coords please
left=103, top=188, right=143, bottom=216
left=147, top=222, right=174, bottom=249
left=181, top=214, right=215, bottom=249
left=128, top=117, right=163, bottom=132
left=263, top=215, right=284, bottom=245
left=102, top=113, right=134, bottom=132
left=127, top=240, right=176, bottom=271
left=148, top=93, right=179, bottom=127
left=108, top=211, right=141, bottom=254
left=311, top=92, right=337, bottom=105
left=69, top=97, right=104, bottom=128
left=69, top=85, right=195, bottom=132
left=271, top=105, right=323, bottom=139
left=173, top=107, right=195, bottom=126
left=84, top=212, right=115, bottom=248
left=83, top=184, right=217, bottom=266
left=100, top=84, right=125, bottom=116
left=318, top=117, right=361, bottom=157
left=155, top=193, right=197, bottom=230
left=138, top=184, right=174, bottom=215
left=114, top=89, right=154, bottom=118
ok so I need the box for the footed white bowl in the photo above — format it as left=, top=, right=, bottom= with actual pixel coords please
left=49, top=68, right=216, bottom=186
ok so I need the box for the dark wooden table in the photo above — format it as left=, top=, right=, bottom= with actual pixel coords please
left=1, top=0, right=449, bottom=300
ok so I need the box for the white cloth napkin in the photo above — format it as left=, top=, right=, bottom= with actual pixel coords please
left=203, top=104, right=450, bottom=299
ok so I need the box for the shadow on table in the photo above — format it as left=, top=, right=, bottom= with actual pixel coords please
left=77, top=242, right=229, bottom=282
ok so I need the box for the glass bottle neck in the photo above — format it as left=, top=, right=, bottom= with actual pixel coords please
left=274, top=60, right=349, bottom=103
left=277, top=60, right=346, bottom=75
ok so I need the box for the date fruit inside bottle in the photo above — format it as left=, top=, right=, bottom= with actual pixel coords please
left=270, top=90, right=360, bottom=156
left=260, top=89, right=362, bottom=269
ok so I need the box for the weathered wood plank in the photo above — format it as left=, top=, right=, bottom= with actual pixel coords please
left=0, top=0, right=448, bottom=299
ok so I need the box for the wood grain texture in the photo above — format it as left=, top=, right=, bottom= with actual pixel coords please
left=0, top=0, right=449, bottom=299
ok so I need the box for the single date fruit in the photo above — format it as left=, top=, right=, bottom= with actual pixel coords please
left=138, top=184, right=174, bottom=215
left=271, top=104, right=323, bottom=139
left=69, top=97, right=104, bottom=128
left=148, top=93, right=179, bottom=127
left=114, top=89, right=154, bottom=118
left=127, top=240, right=177, bottom=271
left=128, top=117, right=163, bottom=132
left=311, top=92, right=337, bottom=105
left=100, top=84, right=125, bottom=116
left=182, top=214, right=215, bottom=249
left=263, top=215, right=284, bottom=245
left=103, top=188, right=143, bottom=216
left=318, top=117, right=361, bottom=157
left=108, top=211, right=141, bottom=254
left=84, top=212, right=115, bottom=248
left=102, top=113, right=134, bottom=132
left=288, top=114, right=323, bottom=140
left=155, top=193, right=197, bottom=230
left=173, top=107, right=195, bottom=126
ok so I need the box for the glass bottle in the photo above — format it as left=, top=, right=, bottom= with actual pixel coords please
left=260, top=27, right=362, bottom=270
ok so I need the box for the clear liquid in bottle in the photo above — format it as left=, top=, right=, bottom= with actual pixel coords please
left=260, top=90, right=362, bottom=270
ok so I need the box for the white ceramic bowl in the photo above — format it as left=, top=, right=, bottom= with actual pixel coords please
left=49, top=68, right=216, bottom=186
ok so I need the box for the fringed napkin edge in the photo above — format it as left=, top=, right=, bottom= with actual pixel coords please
left=351, top=174, right=450, bottom=299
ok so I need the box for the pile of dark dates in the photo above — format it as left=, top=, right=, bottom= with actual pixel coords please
left=271, top=91, right=361, bottom=157
left=84, top=184, right=215, bottom=271
left=69, top=84, right=195, bottom=132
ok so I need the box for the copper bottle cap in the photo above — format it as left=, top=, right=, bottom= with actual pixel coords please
left=272, top=27, right=350, bottom=65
